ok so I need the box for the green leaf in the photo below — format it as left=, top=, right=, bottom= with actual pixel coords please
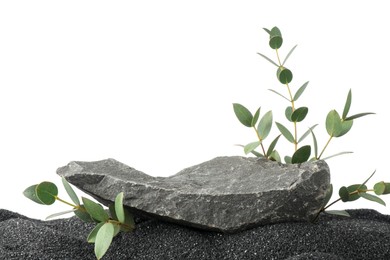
left=345, top=112, right=375, bottom=121
left=269, top=27, right=283, bottom=49
left=233, top=103, right=253, bottom=127
left=251, top=107, right=261, bottom=127
left=244, top=141, right=261, bottom=155
left=309, top=128, right=318, bottom=159
left=374, top=182, right=390, bottom=195
left=257, top=53, right=279, bottom=67
left=268, top=89, right=290, bottom=101
left=321, top=151, right=353, bottom=161
left=284, top=156, right=292, bottom=164
left=325, top=110, right=342, bottom=136
left=359, top=192, right=386, bottom=206
left=298, top=124, right=318, bottom=143
left=374, top=182, right=386, bottom=195
left=62, top=177, right=80, bottom=206
left=282, top=45, right=298, bottom=66
left=325, top=210, right=351, bottom=217
left=291, top=145, right=311, bottom=164
left=74, top=205, right=94, bottom=222
left=263, top=28, right=271, bottom=35
left=293, top=81, right=309, bottom=101
left=277, top=67, right=293, bottom=84
left=285, top=106, right=293, bottom=122
left=276, top=122, right=295, bottom=143
left=258, top=110, right=273, bottom=140
left=267, top=135, right=281, bottom=157
left=347, top=184, right=367, bottom=201
left=270, top=26, right=282, bottom=37
left=342, top=89, right=352, bottom=120
left=339, top=186, right=350, bottom=202
left=269, top=150, right=281, bottom=162
left=23, top=184, right=45, bottom=205
left=109, top=204, right=118, bottom=221
left=87, top=222, right=105, bottom=243
left=236, top=144, right=263, bottom=157
left=291, top=107, right=308, bottom=122
left=360, top=170, right=377, bottom=187
left=82, top=197, right=109, bottom=223
left=334, top=119, right=353, bottom=137
left=46, top=209, right=76, bottom=220
left=121, top=208, right=135, bottom=232
left=115, top=192, right=125, bottom=223
left=95, top=222, right=115, bottom=260
left=36, top=182, right=58, bottom=205
left=112, top=223, right=121, bottom=237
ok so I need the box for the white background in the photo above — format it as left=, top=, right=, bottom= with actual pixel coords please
left=1, top=1, right=389, bottom=220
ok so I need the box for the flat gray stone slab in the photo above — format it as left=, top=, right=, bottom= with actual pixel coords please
left=57, top=156, right=330, bottom=232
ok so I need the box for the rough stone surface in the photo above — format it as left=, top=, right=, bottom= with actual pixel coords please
left=57, top=156, right=330, bottom=233
left=1, top=209, right=390, bottom=259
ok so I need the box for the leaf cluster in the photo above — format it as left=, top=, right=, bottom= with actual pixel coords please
left=235, top=27, right=374, bottom=164
left=234, top=26, right=388, bottom=217
left=24, top=178, right=134, bottom=259
left=315, top=171, right=390, bottom=219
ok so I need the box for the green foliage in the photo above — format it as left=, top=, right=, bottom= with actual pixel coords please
left=24, top=179, right=135, bottom=259
left=233, top=103, right=253, bottom=127
left=234, top=26, right=388, bottom=219
left=291, top=145, right=311, bottom=164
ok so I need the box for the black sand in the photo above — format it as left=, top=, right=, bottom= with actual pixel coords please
left=1, top=209, right=389, bottom=259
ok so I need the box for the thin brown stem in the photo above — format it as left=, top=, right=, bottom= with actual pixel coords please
left=55, top=196, right=79, bottom=209
left=253, top=127, right=267, bottom=157
left=318, top=135, right=333, bottom=160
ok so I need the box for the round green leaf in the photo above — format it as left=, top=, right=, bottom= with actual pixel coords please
left=269, top=27, right=283, bottom=49
left=257, top=110, right=273, bottom=140
left=374, top=182, right=390, bottom=195
left=95, top=222, right=115, bottom=260
left=285, top=106, right=293, bottom=122
left=277, top=67, right=293, bottom=84
left=291, top=107, right=308, bottom=122
left=334, top=120, right=353, bottom=137
left=82, top=197, right=109, bottom=223
left=233, top=103, right=253, bottom=127
left=269, top=36, right=283, bottom=49
left=339, top=186, right=350, bottom=202
left=36, top=182, right=58, bottom=205
left=115, top=192, right=125, bottom=223
left=347, top=184, right=367, bottom=201
left=374, top=182, right=385, bottom=195
left=284, top=156, right=292, bottom=164
left=325, top=110, right=342, bottom=136
left=291, top=145, right=311, bottom=164
left=23, top=184, right=44, bottom=205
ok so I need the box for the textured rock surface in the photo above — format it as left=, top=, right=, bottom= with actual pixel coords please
left=1, top=209, right=390, bottom=259
left=57, top=156, right=330, bottom=232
